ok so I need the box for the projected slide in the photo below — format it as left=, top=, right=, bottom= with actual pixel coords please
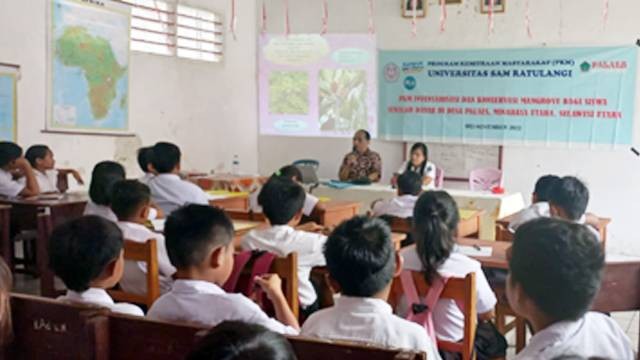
left=259, top=34, right=377, bottom=138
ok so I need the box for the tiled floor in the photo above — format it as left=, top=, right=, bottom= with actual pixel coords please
left=12, top=275, right=640, bottom=359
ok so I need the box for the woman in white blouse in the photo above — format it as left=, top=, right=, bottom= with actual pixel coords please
left=392, top=143, right=436, bottom=189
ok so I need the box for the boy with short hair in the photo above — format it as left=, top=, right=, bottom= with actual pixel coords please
left=51, top=215, right=143, bottom=316
left=547, top=176, right=600, bottom=240
left=147, top=204, right=299, bottom=334
left=242, top=177, right=327, bottom=315
left=508, top=175, right=560, bottom=231
left=147, top=142, right=208, bottom=214
left=302, top=216, right=441, bottom=360
left=371, top=171, right=422, bottom=218
left=137, top=146, right=155, bottom=184
left=507, top=218, right=633, bottom=359
left=0, top=141, right=39, bottom=197
left=110, top=179, right=175, bottom=294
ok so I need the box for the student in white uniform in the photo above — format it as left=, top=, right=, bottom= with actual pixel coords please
left=392, top=143, right=437, bottom=189
left=187, top=321, right=297, bottom=360
left=509, top=175, right=560, bottom=231
left=400, top=191, right=503, bottom=357
left=147, top=205, right=299, bottom=335
left=136, top=146, right=155, bottom=184
left=147, top=142, right=209, bottom=215
left=0, top=141, right=39, bottom=198
left=372, top=171, right=422, bottom=219
left=110, top=180, right=175, bottom=294
left=24, top=145, right=84, bottom=193
left=249, top=165, right=322, bottom=217
left=51, top=216, right=144, bottom=316
left=302, top=216, right=441, bottom=360
left=508, top=218, right=634, bottom=359
left=547, top=176, right=601, bottom=241
left=84, top=161, right=125, bottom=222
left=242, top=177, right=326, bottom=317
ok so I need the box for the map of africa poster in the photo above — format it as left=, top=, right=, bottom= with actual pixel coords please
left=48, top=0, right=130, bottom=134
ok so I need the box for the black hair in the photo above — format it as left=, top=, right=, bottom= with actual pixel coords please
left=533, top=175, right=561, bottom=202
left=137, top=147, right=153, bottom=173
left=0, top=142, right=22, bottom=168
left=397, top=171, right=422, bottom=196
left=88, top=161, right=126, bottom=206
left=510, top=218, right=604, bottom=322
left=187, top=321, right=297, bottom=360
left=275, top=165, right=303, bottom=182
left=49, top=216, right=124, bottom=292
left=406, top=143, right=429, bottom=176
left=25, top=145, right=51, bottom=168
left=548, top=176, right=589, bottom=221
left=412, top=191, right=460, bottom=284
left=258, top=177, right=305, bottom=225
left=110, top=180, right=151, bottom=221
left=151, top=142, right=181, bottom=174
left=325, top=216, right=395, bottom=297
left=164, top=204, right=234, bottom=269
left=355, top=129, right=371, bottom=141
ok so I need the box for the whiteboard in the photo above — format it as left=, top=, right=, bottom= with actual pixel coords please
left=422, top=144, right=502, bottom=180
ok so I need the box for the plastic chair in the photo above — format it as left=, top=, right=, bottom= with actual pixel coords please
left=292, top=159, right=320, bottom=171
left=469, top=168, right=503, bottom=191
left=434, top=167, right=444, bottom=189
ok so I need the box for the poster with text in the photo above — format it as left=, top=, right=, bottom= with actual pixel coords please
left=379, top=47, right=637, bottom=146
left=259, top=34, right=377, bottom=138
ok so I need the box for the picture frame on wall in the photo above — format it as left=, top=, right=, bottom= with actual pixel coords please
left=402, top=0, right=426, bottom=18
left=480, top=0, right=505, bottom=13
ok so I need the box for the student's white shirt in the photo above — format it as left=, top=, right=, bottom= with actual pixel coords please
left=249, top=188, right=319, bottom=217
left=302, top=296, right=441, bottom=360
left=147, top=279, right=298, bottom=335
left=0, top=168, right=25, bottom=198
left=116, top=221, right=175, bottom=295
left=241, top=225, right=326, bottom=307
left=509, top=202, right=550, bottom=231
left=147, top=173, right=209, bottom=214
left=372, top=194, right=418, bottom=219
left=58, top=288, right=144, bottom=316
left=401, top=245, right=498, bottom=342
left=514, top=312, right=634, bottom=360
left=139, top=172, right=155, bottom=185
left=34, top=169, right=59, bottom=193
left=83, top=201, right=118, bottom=222
left=397, top=161, right=437, bottom=190
left=576, top=216, right=601, bottom=242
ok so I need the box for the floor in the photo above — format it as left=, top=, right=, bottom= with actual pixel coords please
left=12, top=274, right=639, bottom=359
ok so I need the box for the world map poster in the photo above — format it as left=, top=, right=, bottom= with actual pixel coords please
left=48, top=0, right=130, bottom=134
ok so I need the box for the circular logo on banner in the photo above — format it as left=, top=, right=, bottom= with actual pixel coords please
left=580, top=61, right=591, bottom=72
left=384, top=63, right=400, bottom=83
left=404, top=76, right=417, bottom=90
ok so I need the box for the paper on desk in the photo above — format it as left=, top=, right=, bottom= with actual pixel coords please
left=458, top=209, right=477, bottom=220
left=151, top=219, right=166, bottom=232
left=455, top=244, right=493, bottom=257
left=233, top=220, right=261, bottom=231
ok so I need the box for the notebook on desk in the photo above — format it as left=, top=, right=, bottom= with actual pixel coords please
left=455, top=244, right=493, bottom=257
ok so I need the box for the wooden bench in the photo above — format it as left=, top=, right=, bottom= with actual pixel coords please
left=108, top=239, right=160, bottom=309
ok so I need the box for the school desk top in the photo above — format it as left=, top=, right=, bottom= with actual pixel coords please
left=0, top=192, right=89, bottom=206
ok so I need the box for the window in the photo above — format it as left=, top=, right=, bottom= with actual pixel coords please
left=116, top=0, right=223, bottom=62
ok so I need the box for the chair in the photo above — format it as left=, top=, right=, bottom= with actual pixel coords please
left=223, top=251, right=299, bottom=319
left=0, top=205, right=11, bottom=270
left=389, top=272, right=477, bottom=360
left=6, top=294, right=109, bottom=360
left=434, top=167, right=445, bottom=189
left=108, top=313, right=206, bottom=360
left=109, top=239, right=160, bottom=309
left=469, top=168, right=503, bottom=191
left=288, top=336, right=426, bottom=360
left=292, top=159, right=320, bottom=171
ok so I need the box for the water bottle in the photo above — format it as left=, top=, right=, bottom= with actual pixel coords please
left=232, top=154, right=240, bottom=175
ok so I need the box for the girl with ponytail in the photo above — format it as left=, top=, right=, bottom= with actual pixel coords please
left=400, top=191, right=500, bottom=345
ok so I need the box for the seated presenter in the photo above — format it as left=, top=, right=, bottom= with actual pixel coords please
left=338, top=129, right=382, bottom=183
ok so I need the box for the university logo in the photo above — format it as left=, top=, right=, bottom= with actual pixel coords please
left=404, top=76, right=417, bottom=91
left=384, top=63, right=400, bottom=82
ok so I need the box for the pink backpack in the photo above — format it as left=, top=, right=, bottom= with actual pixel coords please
left=399, top=270, right=449, bottom=346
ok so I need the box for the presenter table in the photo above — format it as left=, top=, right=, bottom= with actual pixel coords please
left=313, top=183, right=525, bottom=240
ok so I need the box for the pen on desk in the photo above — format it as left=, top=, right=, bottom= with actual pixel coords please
left=473, top=244, right=481, bottom=251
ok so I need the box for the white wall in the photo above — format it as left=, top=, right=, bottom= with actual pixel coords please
left=259, top=0, right=640, bottom=256
left=0, top=0, right=258, bottom=182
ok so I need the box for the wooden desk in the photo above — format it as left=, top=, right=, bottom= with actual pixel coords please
left=0, top=205, right=11, bottom=269
left=457, top=210, right=483, bottom=238
left=456, top=238, right=511, bottom=270
left=191, top=174, right=268, bottom=192
left=209, top=194, right=250, bottom=211
left=0, top=193, right=88, bottom=296
left=310, top=201, right=360, bottom=228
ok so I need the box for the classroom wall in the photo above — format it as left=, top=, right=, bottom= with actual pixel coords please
left=258, top=0, right=640, bottom=256
left=0, top=0, right=259, bottom=184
